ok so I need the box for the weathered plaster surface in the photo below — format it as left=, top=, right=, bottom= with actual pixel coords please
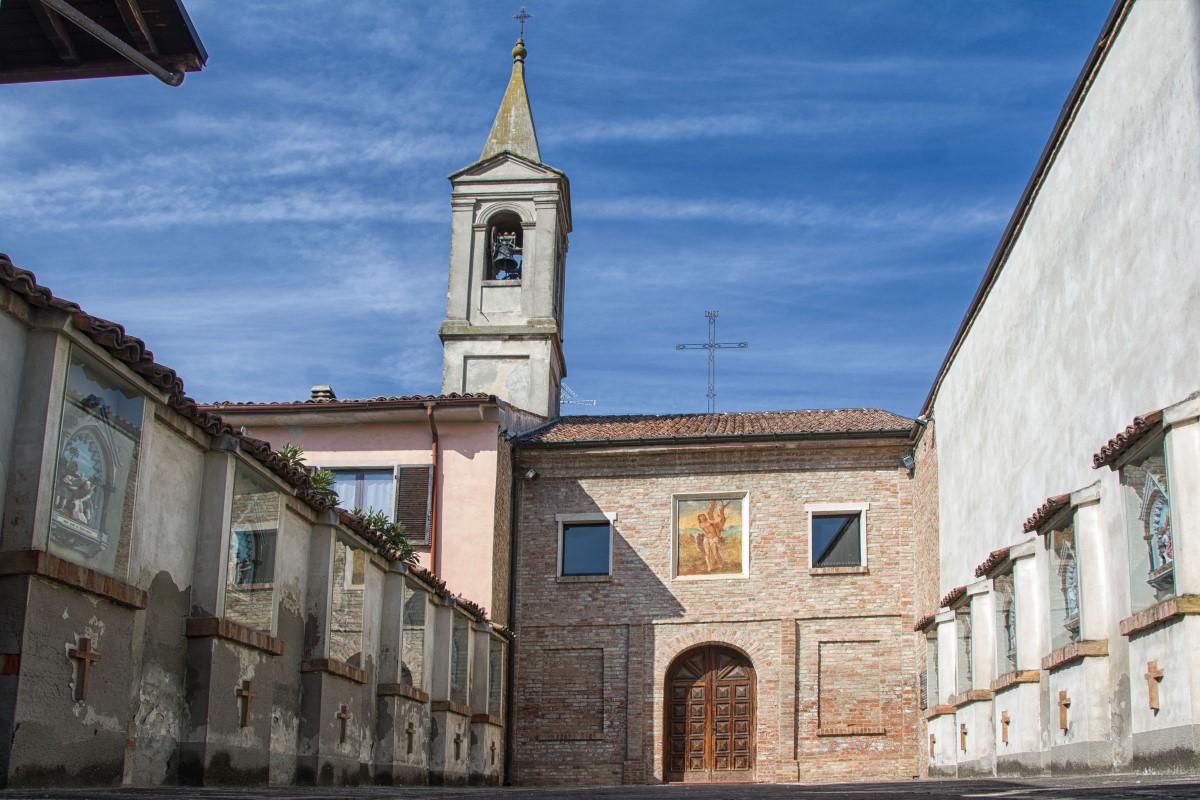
left=933, top=0, right=1200, bottom=592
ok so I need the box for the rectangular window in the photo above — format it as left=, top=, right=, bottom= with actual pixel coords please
left=450, top=613, right=470, bottom=705
left=487, top=640, right=504, bottom=718
left=330, top=539, right=365, bottom=667
left=955, top=607, right=973, bottom=695
left=330, top=468, right=394, bottom=518
left=994, top=572, right=1017, bottom=676
left=401, top=581, right=426, bottom=688
left=223, top=462, right=281, bottom=633
left=807, top=502, right=869, bottom=569
left=1121, top=437, right=1174, bottom=612
left=1046, top=523, right=1082, bottom=651
left=48, top=346, right=145, bottom=578
left=560, top=522, right=612, bottom=576
left=811, top=513, right=862, bottom=567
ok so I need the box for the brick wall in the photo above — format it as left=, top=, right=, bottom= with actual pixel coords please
left=910, top=421, right=939, bottom=778
left=491, top=436, right=512, bottom=626
left=512, top=437, right=919, bottom=784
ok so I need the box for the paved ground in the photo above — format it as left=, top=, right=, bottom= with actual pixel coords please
left=4, top=775, right=1200, bottom=800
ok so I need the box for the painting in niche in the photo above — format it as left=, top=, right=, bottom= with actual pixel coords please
left=49, top=348, right=144, bottom=577
left=1138, top=468, right=1173, bottom=588
left=675, top=495, right=745, bottom=577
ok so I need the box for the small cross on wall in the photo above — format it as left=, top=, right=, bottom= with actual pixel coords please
left=959, top=723, right=968, bottom=752
left=490, top=740, right=497, bottom=765
left=336, top=703, right=352, bottom=744
left=405, top=721, right=417, bottom=755
left=1000, top=710, right=1011, bottom=745
left=235, top=680, right=256, bottom=728
left=928, top=733, right=936, bottom=758
left=1058, top=690, right=1071, bottom=733
left=67, top=636, right=102, bottom=702
left=453, top=731, right=464, bottom=760
left=1145, top=660, right=1165, bottom=712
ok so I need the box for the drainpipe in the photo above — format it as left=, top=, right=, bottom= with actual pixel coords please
left=425, top=402, right=441, bottom=575
left=503, top=438, right=521, bottom=786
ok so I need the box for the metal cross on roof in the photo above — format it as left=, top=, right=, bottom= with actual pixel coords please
left=676, top=310, right=749, bottom=413
left=513, top=6, right=533, bottom=38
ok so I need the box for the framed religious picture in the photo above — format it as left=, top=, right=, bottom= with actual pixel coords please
left=47, top=346, right=145, bottom=579
left=672, top=492, right=750, bottom=579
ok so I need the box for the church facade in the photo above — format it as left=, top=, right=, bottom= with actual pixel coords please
left=3, top=0, right=1200, bottom=788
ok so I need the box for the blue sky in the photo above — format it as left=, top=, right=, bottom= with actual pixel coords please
left=0, top=0, right=1112, bottom=416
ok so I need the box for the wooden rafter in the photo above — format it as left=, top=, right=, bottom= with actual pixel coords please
left=113, top=0, right=158, bottom=56
left=29, top=0, right=80, bottom=64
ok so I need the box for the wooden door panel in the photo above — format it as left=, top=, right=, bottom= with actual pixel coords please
left=665, top=646, right=755, bottom=782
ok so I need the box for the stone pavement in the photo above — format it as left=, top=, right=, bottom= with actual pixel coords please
left=4, top=775, right=1200, bottom=800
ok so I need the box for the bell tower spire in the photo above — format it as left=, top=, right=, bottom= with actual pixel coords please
left=480, top=31, right=541, bottom=163
left=439, top=27, right=572, bottom=420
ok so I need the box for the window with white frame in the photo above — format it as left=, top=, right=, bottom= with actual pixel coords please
left=807, top=502, right=868, bottom=569
left=556, top=512, right=615, bottom=577
left=1121, top=435, right=1174, bottom=612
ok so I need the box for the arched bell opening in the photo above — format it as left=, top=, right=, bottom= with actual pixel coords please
left=663, top=644, right=756, bottom=783
left=486, top=211, right=524, bottom=280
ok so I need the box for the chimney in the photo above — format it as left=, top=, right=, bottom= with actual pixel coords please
left=310, top=385, right=337, bottom=402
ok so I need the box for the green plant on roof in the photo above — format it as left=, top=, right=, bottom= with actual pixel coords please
left=353, top=507, right=416, bottom=563
left=277, top=443, right=339, bottom=506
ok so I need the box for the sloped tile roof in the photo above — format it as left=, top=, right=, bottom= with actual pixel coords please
left=1023, top=493, right=1071, bottom=534
left=940, top=585, right=967, bottom=609
left=207, top=393, right=502, bottom=412
left=0, top=254, right=406, bottom=562
left=520, top=409, right=913, bottom=445
left=1092, top=409, right=1164, bottom=469
left=975, top=546, right=1012, bottom=578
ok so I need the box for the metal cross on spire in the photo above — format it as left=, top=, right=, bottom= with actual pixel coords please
left=513, top=6, right=533, bottom=38
left=676, top=311, right=749, bottom=413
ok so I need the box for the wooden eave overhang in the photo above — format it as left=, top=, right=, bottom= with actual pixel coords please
left=0, top=0, right=206, bottom=85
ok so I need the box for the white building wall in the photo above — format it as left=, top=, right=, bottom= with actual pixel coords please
left=933, top=0, right=1200, bottom=592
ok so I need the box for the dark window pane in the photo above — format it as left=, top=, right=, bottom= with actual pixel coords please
left=562, top=523, right=610, bottom=576
left=812, top=513, right=861, bottom=567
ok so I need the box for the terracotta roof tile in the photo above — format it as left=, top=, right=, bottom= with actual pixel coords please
left=1023, top=493, right=1071, bottom=534
left=974, top=546, right=1012, bottom=578
left=939, top=585, right=967, bottom=609
left=0, top=255, right=406, bottom=564
left=208, top=393, right=499, bottom=410
left=1092, top=409, right=1165, bottom=470
left=914, top=613, right=937, bottom=632
left=520, top=409, right=913, bottom=445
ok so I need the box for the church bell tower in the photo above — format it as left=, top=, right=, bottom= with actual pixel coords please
left=439, top=37, right=571, bottom=419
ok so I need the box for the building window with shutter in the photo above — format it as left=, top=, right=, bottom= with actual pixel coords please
left=394, top=464, right=434, bottom=544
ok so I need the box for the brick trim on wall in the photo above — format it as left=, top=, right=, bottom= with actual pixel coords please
left=0, top=549, right=148, bottom=609
left=1119, top=595, right=1200, bottom=637
left=185, top=617, right=284, bottom=656
left=301, top=657, right=367, bottom=684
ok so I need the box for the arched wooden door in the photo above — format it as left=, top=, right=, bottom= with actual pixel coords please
left=665, top=645, right=756, bottom=783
